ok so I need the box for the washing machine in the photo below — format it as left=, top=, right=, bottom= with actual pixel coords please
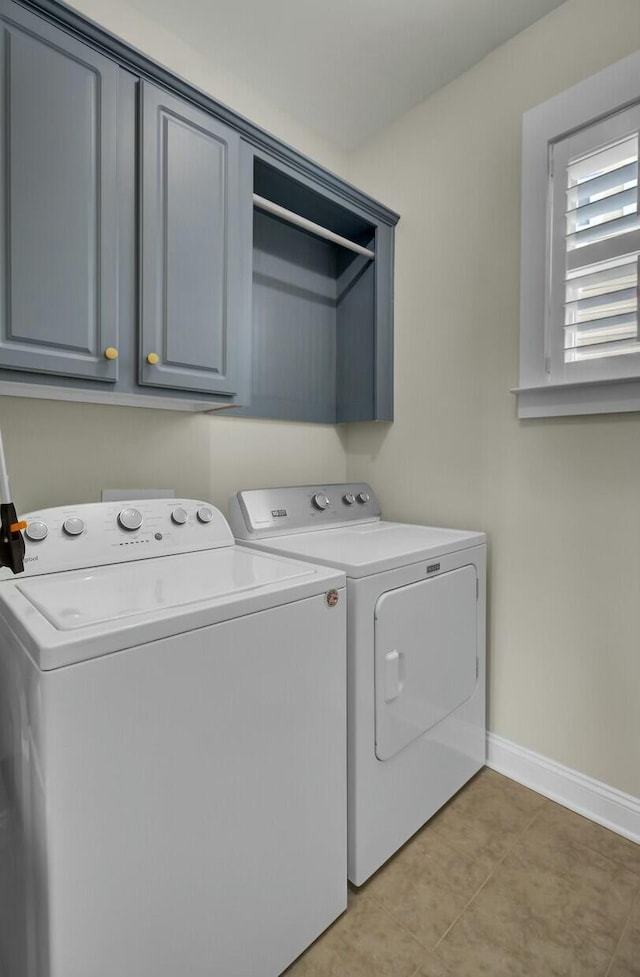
left=0, top=498, right=347, bottom=977
left=229, top=483, right=487, bottom=885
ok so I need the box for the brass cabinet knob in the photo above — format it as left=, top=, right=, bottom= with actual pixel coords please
left=104, top=347, right=118, bottom=360
left=146, top=352, right=160, bottom=365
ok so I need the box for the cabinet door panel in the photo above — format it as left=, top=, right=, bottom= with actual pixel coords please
left=140, top=83, right=243, bottom=395
left=0, top=2, right=118, bottom=381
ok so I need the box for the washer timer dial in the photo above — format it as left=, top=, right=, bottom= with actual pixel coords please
left=312, top=493, right=330, bottom=510
left=118, top=507, right=143, bottom=531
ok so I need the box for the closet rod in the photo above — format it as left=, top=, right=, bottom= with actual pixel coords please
left=253, top=194, right=375, bottom=259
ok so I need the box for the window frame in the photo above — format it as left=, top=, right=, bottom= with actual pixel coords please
left=516, top=49, right=640, bottom=418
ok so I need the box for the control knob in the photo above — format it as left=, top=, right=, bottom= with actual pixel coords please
left=63, top=517, right=85, bottom=536
left=312, top=493, right=330, bottom=510
left=171, top=507, right=188, bottom=525
left=357, top=491, right=370, bottom=504
left=25, top=521, right=48, bottom=541
left=343, top=493, right=356, bottom=505
left=118, top=507, right=143, bottom=531
left=197, top=506, right=213, bottom=524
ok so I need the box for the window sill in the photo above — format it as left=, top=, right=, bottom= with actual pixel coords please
left=511, top=377, right=640, bottom=418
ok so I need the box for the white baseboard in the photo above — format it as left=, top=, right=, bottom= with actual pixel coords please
left=486, top=732, right=640, bottom=845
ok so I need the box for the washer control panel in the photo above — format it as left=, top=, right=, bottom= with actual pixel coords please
left=230, top=483, right=381, bottom=539
left=0, top=499, right=233, bottom=579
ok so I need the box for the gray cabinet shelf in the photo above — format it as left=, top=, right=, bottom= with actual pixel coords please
left=233, top=150, right=396, bottom=424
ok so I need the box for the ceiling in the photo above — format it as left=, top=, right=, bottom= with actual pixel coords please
left=126, top=0, right=567, bottom=149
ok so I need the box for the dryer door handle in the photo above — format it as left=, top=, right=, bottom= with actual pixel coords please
left=384, top=649, right=404, bottom=703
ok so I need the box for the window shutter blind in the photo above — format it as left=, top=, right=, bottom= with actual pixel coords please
left=563, top=132, right=639, bottom=362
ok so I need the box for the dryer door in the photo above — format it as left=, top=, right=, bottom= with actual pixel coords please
left=374, top=566, right=477, bottom=761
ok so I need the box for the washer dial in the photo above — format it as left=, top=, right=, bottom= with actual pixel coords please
left=197, top=506, right=213, bottom=524
left=343, top=493, right=356, bottom=505
left=357, top=491, right=371, bottom=504
left=63, top=517, right=85, bottom=536
left=118, top=507, right=143, bottom=531
left=171, top=507, right=188, bottom=525
left=25, top=521, right=48, bottom=541
left=312, top=493, right=330, bottom=510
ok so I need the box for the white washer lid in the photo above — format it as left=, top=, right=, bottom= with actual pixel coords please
left=0, top=547, right=344, bottom=670
left=237, top=521, right=486, bottom=578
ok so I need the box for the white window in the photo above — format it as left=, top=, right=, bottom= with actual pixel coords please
left=516, top=51, right=640, bottom=417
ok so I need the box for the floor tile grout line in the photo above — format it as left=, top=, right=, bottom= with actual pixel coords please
left=431, top=870, right=494, bottom=952
left=532, top=793, right=640, bottom=875
left=430, top=805, right=545, bottom=953
left=375, top=789, right=552, bottom=957
left=422, top=797, right=547, bottom=877
left=498, top=805, right=547, bottom=859
left=492, top=799, right=640, bottom=970
left=359, top=847, right=496, bottom=956
left=372, top=896, right=443, bottom=955
left=362, top=846, right=496, bottom=953
left=353, top=887, right=437, bottom=957
left=538, top=813, right=640, bottom=879
left=492, top=799, right=640, bottom=880
left=575, top=838, right=640, bottom=878
left=603, top=886, right=640, bottom=977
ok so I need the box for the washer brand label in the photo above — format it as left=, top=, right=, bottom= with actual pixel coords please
left=426, top=563, right=440, bottom=574
left=271, top=509, right=287, bottom=518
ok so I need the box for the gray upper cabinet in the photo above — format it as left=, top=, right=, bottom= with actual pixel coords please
left=0, top=1, right=119, bottom=382
left=139, top=82, right=250, bottom=399
left=0, top=0, right=396, bottom=418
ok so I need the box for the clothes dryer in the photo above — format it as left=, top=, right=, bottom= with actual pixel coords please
left=229, top=484, right=486, bottom=885
left=0, top=499, right=346, bottom=977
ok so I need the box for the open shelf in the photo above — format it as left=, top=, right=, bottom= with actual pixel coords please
left=239, top=154, right=389, bottom=424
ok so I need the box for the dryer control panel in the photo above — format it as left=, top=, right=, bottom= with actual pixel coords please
left=230, top=484, right=382, bottom=538
left=0, top=499, right=233, bottom=579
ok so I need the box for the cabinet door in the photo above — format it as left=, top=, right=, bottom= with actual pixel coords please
left=0, top=2, right=119, bottom=381
left=140, top=82, right=248, bottom=397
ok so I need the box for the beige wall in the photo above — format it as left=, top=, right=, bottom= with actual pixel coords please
left=0, top=0, right=349, bottom=516
left=345, top=0, right=640, bottom=796
left=0, top=398, right=347, bottom=515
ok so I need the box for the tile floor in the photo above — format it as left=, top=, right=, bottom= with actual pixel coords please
left=284, top=769, right=640, bottom=977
